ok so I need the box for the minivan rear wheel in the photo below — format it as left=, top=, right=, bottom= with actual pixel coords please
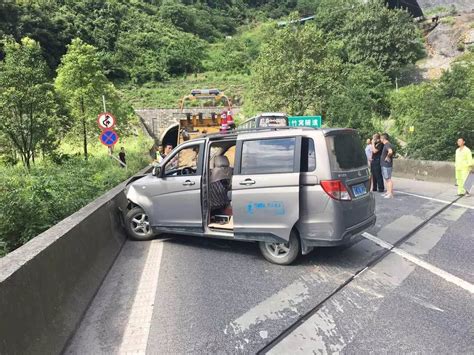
left=125, top=207, right=154, bottom=241
left=259, top=231, right=300, bottom=265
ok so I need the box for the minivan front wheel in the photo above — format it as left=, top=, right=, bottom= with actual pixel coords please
left=125, top=207, right=154, bottom=241
left=259, top=231, right=300, bottom=265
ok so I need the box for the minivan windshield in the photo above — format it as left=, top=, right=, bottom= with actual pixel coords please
left=325, top=132, right=367, bottom=171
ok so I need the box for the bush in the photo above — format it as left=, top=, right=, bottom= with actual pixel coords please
left=0, top=136, right=151, bottom=257
left=390, top=63, right=474, bottom=160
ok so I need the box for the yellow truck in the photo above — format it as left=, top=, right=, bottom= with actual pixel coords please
left=177, top=89, right=233, bottom=145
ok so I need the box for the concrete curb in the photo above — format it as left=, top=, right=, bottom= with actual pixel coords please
left=0, top=166, right=151, bottom=355
left=393, top=159, right=456, bottom=184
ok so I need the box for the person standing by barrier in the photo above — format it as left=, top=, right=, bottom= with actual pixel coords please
left=118, top=147, right=126, bottom=168
left=380, top=133, right=394, bottom=198
left=455, top=137, right=473, bottom=196
left=371, top=133, right=384, bottom=192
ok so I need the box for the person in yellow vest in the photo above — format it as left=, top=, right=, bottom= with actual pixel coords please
left=455, top=137, right=473, bottom=196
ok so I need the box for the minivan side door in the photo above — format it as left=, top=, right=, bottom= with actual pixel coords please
left=150, top=141, right=204, bottom=230
left=232, top=133, right=301, bottom=242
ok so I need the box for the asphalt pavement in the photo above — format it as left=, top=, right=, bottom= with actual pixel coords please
left=65, top=177, right=474, bottom=354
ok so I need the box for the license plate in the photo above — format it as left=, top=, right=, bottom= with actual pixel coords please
left=352, top=183, right=367, bottom=197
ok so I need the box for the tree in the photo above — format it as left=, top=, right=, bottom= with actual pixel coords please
left=325, top=63, right=391, bottom=139
left=391, top=63, right=474, bottom=160
left=250, top=20, right=343, bottom=115
left=0, top=37, right=65, bottom=169
left=249, top=17, right=393, bottom=138
left=55, top=38, right=109, bottom=160
left=114, top=13, right=207, bottom=83
left=342, top=0, right=425, bottom=78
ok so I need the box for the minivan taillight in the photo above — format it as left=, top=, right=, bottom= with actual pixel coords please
left=321, top=180, right=351, bottom=201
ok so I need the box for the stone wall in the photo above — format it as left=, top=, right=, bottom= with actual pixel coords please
left=417, top=0, right=473, bottom=12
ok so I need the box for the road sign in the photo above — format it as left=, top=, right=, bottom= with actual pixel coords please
left=97, top=112, right=116, bottom=130
left=288, top=115, right=322, bottom=128
left=99, top=129, right=119, bottom=147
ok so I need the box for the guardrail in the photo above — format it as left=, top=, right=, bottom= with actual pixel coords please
left=393, top=158, right=455, bottom=184
left=0, top=166, right=151, bottom=354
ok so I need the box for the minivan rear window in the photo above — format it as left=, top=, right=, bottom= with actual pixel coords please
left=325, top=133, right=367, bottom=171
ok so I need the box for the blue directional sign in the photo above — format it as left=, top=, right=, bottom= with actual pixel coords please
left=99, top=129, right=119, bottom=147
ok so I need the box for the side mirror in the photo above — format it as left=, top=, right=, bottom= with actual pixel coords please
left=152, top=166, right=161, bottom=177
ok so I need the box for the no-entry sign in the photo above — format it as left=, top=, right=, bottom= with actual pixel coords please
left=99, top=129, right=119, bottom=147
left=97, top=112, right=116, bottom=130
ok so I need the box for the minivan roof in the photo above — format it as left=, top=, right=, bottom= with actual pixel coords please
left=322, top=128, right=358, bottom=135
left=204, top=126, right=358, bottom=140
left=257, top=112, right=287, bottom=117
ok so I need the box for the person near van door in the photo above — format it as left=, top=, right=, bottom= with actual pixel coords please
left=365, top=138, right=372, bottom=164
left=380, top=133, right=394, bottom=198
left=164, top=144, right=173, bottom=157
left=118, top=147, right=126, bottom=168
left=455, top=137, right=473, bottom=196
left=365, top=138, right=373, bottom=191
left=371, top=133, right=384, bottom=192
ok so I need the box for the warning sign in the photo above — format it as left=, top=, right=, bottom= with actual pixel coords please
left=97, top=112, right=116, bottom=130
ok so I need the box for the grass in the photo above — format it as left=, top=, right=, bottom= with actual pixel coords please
left=440, top=16, right=456, bottom=26
left=118, top=72, right=251, bottom=109
left=0, top=132, right=154, bottom=257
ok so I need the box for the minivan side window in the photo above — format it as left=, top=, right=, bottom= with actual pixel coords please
left=241, top=137, right=295, bottom=174
left=301, top=137, right=316, bottom=172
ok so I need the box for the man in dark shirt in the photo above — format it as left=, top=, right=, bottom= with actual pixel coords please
left=380, top=133, right=394, bottom=198
left=119, top=147, right=126, bottom=168
left=370, top=133, right=385, bottom=192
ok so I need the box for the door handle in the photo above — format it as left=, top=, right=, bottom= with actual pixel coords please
left=182, top=180, right=195, bottom=186
left=239, top=178, right=256, bottom=186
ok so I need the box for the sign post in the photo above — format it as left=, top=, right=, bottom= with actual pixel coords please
left=288, top=115, right=322, bottom=128
left=97, top=112, right=118, bottom=156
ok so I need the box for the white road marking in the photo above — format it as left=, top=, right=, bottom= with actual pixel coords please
left=119, top=240, right=164, bottom=354
left=361, top=232, right=474, bottom=294
left=395, top=190, right=474, bottom=210
left=226, top=280, right=309, bottom=335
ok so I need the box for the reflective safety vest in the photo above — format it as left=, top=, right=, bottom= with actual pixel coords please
left=455, top=146, right=473, bottom=170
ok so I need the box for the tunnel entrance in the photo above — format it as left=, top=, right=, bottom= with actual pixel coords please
left=161, top=124, right=179, bottom=148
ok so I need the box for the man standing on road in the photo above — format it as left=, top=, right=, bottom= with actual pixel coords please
left=455, top=137, right=473, bottom=196
left=371, top=133, right=385, bottom=193
left=380, top=133, right=394, bottom=199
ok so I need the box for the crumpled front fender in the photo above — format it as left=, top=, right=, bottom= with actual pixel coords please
left=125, top=184, right=153, bottom=216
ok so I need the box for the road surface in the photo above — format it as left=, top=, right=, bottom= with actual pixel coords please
left=66, top=177, right=474, bottom=354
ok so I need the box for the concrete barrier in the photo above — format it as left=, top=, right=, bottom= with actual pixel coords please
left=0, top=167, right=151, bottom=355
left=393, top=158, right=455, bottom=184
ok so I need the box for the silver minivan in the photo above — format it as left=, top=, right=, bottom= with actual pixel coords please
left=124, top=127, right=376, bottom=265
